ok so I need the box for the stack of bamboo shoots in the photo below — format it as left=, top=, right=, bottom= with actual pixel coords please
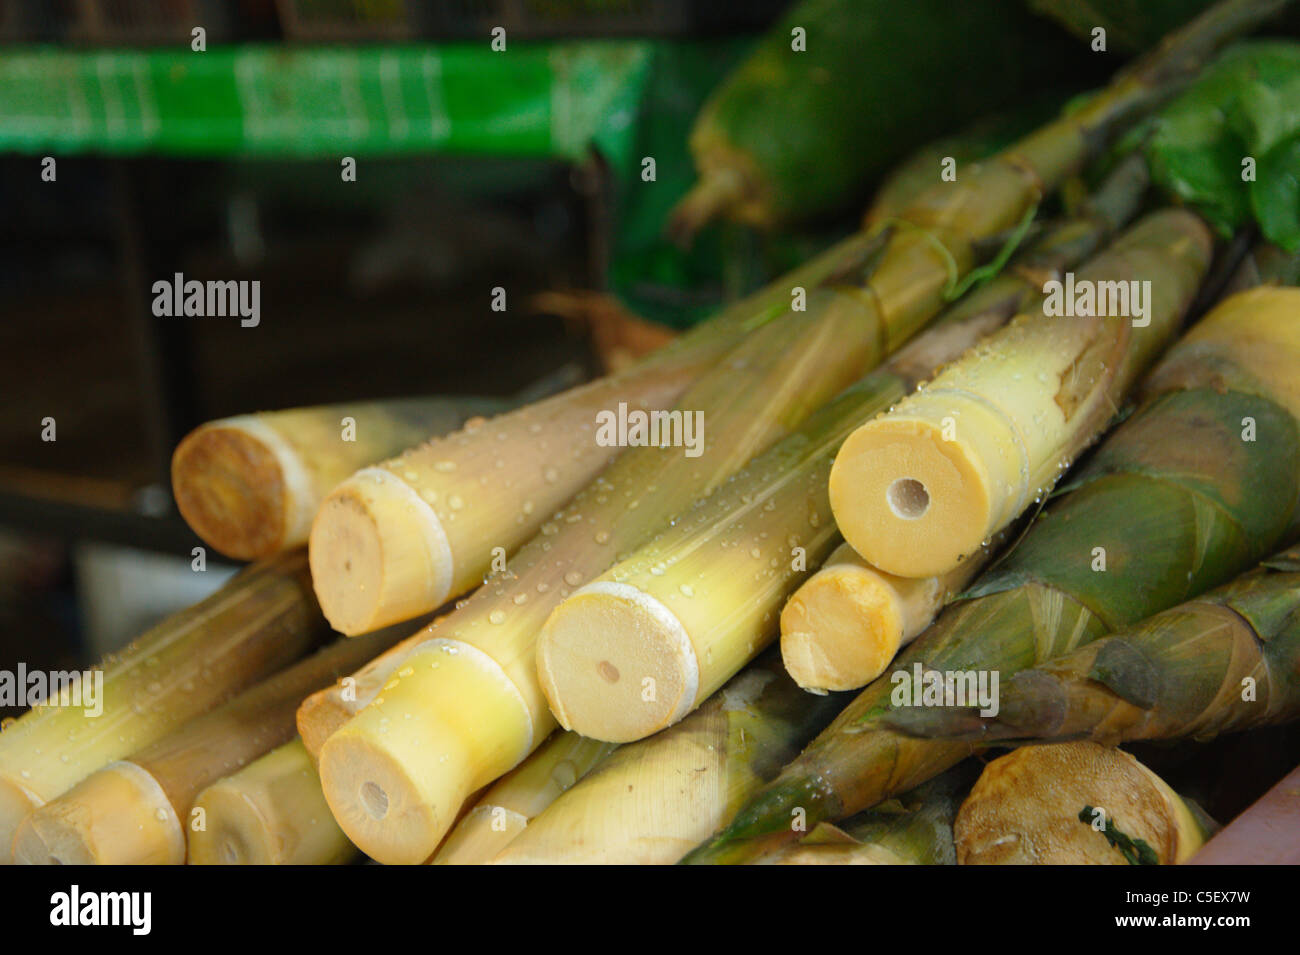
left=2, top=0, right=1299, bottom=867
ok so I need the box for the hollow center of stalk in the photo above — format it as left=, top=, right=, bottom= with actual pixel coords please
left=887, top=478, right=930, bottom=520
left=598, top=660, right=620, bottom=683
left=361, top=781, right=389, bottom=820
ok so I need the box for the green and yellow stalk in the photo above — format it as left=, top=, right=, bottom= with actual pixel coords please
left=764, top=764, right=973, bottom=865
left=318, top=269, right=910, bottom=865
left=493, top=652, right=849, bottom=865
left=891, top=543, right=1300, bottom=745
left=683, top=284, right=1300, bottom=866
left=12, top=631, right=400, bottom=865
left=306, top=229, right=883, bottom=637
left=189, top=739, right=357, bottom=865
left=537, top=211, right=1203, bottom=744
left=829, top=203, right=1211, bottom=577
left=172, top=397, right=502, bottom=561
left=0, top=550, right=326, bottom=864
left=954, top=742, right=1211, bottom=864
left=431, top=731, right=615, bottom=865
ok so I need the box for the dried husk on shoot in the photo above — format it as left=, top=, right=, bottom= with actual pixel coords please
left=492, top=652, right=850, bottom=865
left=954, top=742, right=1212, bottom=864
left=12, top=631, right=400, bottom=866
left=0, top=550, right=326, bottom=865
left=537, top=211, right=1206, bottom=744
left=891, top=542, right=1300, bottom=746
left=189, top=739, right=356, bottom=866
left=682, top=283, right=1300, bottom=866
left=306, top=229, right=882, bottom=637
left=319, top=276, right=907, bottom=865
left=172, top=397, right=501, bottom=561
left=764, top=763, right=974, bottom=865
left=431, top=731, right=615, bottom=865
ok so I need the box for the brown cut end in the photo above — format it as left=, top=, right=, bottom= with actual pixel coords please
left=296, top=690, right=353, bottom=763
left=955, top=742, right=1184, bottom=865
left=172, top=423, right=287, bottom=560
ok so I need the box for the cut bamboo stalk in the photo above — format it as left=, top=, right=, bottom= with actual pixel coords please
left=430, top=731, right=614, bottom=865
left=779, top=541, right=988, bottom=693
left=954, top=742, right=1210, bottom=864
left=319, top=274, right=911, bottom=865
left=0, top=550, right=325, bottom=865
left=12, top=631, right=399, bottom=866
left=829, top=208, right=1211, bottom=578
left=188, top=739, right=356, bottom=865
left=492, top=652, right=848, bottom=865
left=537, top=211, right=1197, bottom=744
left=764, top=764, right=973, bottom=865
left=683, top=283, right=1299, bottom=866
left=308, top=228, right=887, bottom=636
left=887, top=541, right=1300, bottom=746
left=172, top=397, right=503, bottom=561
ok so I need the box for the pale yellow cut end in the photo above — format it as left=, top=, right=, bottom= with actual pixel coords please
left=0, top=776, right=42, bottom=865
left=779, top=565, right=905, bottom=692
left=172, top=421, right=290, bottom=560
left=319, top=641, right=533, bottom=864
left=829, top=417, right=992, bottom=578
left=310, top=469, right=450, bottom=635
left=319, top=718, right=461, bottom=866
left=537, top=583, right=697, bottom=743
left=955, top=742, right=1200, bottom=865
left=13, top=762, right=184, bottom=866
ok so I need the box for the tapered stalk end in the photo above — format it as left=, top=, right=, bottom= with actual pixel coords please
left=538, top=582, right=697, bottom=743
left=780, top=565, right=905, bottom=693
left=172, top=418, right=304, bottom=560
left=319, top=716, right=464, bottom=866
left=829, top=415, right=995, bottom=578
left=0, top=777, right=42, bottom=865
left=664, top=169, right=746, bottom=249
left=13, top=762, right=183, bottom=865
left=310, top=469, right=450, bottom=635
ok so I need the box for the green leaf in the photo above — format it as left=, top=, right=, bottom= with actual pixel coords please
left=1146, top=43, right=1300, bottom=248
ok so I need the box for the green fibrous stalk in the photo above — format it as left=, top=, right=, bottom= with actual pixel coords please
left=682, top=283, right=1300, bottom=865
left=890, top=542, right=1300, bottom=745
left=764, top=764, right=974, bottom=865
